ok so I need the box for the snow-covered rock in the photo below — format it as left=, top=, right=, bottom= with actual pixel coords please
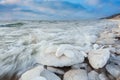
left=106, top=63, right=120, bottom=78
left=88, top=71, right=100, bottom=80
left=99, top=73, right=109, bottom=80
left=19, top=65, right=45, bottom=80
left=88, top=48, right=110, bottom=69
left=34, top=43, right=87, bottom=67
left=30, top=77, right=47, bottom=80
left=64, top=69, right=88, bottom=80
left=40, top=70, right=61, bottom=80
left=47, top=66, right=65, bottom=75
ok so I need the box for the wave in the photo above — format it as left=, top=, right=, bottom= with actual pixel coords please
left=0, top=22, right=25, bottom=27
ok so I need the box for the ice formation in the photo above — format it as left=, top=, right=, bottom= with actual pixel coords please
left=64, top=69, right=88, bottom=80
left=88, top=48, right=111, bottom=69
left=0, top=20, right=120, bottom=80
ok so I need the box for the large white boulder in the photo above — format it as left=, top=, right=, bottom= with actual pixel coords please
left=88, top=48, right=110, bottom=69
left=19, top=65, right=45, bottom=80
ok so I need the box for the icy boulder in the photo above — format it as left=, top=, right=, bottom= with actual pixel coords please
left=19, top=65, right=45, bottom=80
left=19, top=65, right=61, bottom=80
left=64, top=69, right=88, bottom=80
left=88, top=48, right=110, bottom=69
left=88, top=71, right=100, bottom=80
left=33, top=42, right=87, bottom=67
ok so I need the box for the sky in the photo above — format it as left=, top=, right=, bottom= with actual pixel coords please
left=0, top=0, right=120, bottom=20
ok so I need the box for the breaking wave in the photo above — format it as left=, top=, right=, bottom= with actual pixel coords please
left=0, top=22, right=25, bottom=27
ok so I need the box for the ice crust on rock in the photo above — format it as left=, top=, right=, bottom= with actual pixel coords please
left=47, top=66, right=65, bottom=75
left=64, top=69, right=88, bottom=80
left=88, top=48, right=111, bottom=69
left=88, top=71, right=100, bottom=80
left=19, top=65, right=45, bottom=80
left=30, top=77, right=47, bottom=80
left=40, top=70, right=61, bottom=80
left=71, top=63, right=87, bottom=69
left=106, top=63, right=120, bottom=78
left=20, top=66, right=61, bottom=80
left=34, top=43, right=87, bottom=67
left=99, top=73, right=109, bottom=80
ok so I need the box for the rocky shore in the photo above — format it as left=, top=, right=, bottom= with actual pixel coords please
left=0, top=20, right=119, bottom=80
left=20, top=25, right=120, bottom=80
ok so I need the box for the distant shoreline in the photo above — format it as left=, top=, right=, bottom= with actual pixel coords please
left=103, top=13, right=120, bottom=20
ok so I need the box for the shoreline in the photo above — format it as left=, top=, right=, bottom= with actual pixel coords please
left=0, top=20, right=120, bottom=80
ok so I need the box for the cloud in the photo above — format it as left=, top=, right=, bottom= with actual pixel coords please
left=84, top=0, right=100, bottom=6
left=0, top=0, right=120, bottom=20
left=0, top=12, right=13, bottom=20
left=0, top=0, right=20, bottom=4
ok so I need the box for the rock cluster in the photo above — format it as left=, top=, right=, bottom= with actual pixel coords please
left=19, top=25, right=120, bottom=80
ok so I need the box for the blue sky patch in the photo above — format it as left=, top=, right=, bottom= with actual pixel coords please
left=0, top=0, right=120, bottom=20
